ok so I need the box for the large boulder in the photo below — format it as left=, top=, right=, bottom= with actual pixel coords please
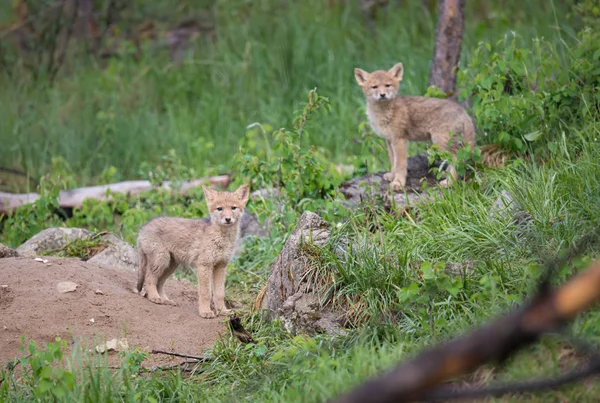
left=258, top=211, right=346, bottom=336
left=16, top=228, right=91, bottom=257
left=0, top=243, right=18, bottom=258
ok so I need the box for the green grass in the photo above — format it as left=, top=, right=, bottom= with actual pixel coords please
left=3, top=0, right=600, bottom=401
left=0, top=0, right=574, bottom=187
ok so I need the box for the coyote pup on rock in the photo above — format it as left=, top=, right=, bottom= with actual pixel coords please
left=354, top=62, right=475, bottom=190
left=136, top=184, right=250, bottom=318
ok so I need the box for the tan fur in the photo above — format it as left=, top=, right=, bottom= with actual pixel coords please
left=354, top=62, right=476, bottom=190
left=136, top=184, right=250, bottom=318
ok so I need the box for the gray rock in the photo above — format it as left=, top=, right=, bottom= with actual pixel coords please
left=239, top=211, right=268, bottom=239
left=0, top=243, right=18, bottom=258
left=445, top=260, right=476, bottom=276
left=233, top=211, right=270, bottom=257
left=339, top=153, right=443, bottom=207
left=259, top=211, right=345, bottom=336
left=88, top=234, right=138, bottom=271
left=489, top=190, right=532, bottom=227
left=280, top=292, right=347, bottom=336
left=16, top=227, right=91, bottom=257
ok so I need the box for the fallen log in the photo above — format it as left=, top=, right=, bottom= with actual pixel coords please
left=0, top=175, right=231, bottom=215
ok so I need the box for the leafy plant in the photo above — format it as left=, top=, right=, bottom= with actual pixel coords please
left=458, top=25, right=600, bottom=155
left=41, top=235, right=109, bottom=260
left=10, top=338, right=76, bottom=400
left=237, top=89, right=342, bottom=204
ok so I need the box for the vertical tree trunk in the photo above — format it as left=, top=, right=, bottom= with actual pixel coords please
left=428, top=0, right=466, bottom=97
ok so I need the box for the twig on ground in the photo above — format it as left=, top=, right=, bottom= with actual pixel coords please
left=146, top=360, right=204, bottom=373
left=149, top=349, right=210, bottom=362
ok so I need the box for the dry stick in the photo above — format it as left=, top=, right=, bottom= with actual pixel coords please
left=149, top=349, right=210, bottom=362
left=147, top=360, right=203, bottom=373
left=332, top=260, right=600, bottom=403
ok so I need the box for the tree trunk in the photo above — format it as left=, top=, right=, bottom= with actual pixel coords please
left=428, top=0, right=466, bottom=97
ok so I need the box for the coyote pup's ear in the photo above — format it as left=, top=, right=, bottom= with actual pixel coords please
left=202, top=185, right=216, bottom=202
left=354, top=68, right=369, bottom=86
left=234, top=184, right=250, bottom=206
left=388, top=62, right=404, bottom=81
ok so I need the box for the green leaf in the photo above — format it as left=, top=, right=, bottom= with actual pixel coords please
left=523, top=130, right=542, bottom=141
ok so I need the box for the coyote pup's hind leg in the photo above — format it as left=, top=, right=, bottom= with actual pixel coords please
left=156, top=260, right=179, bottom=306
left=143, top=247, right=172, bottom=305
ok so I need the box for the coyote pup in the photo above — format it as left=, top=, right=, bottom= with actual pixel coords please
left=354, top=62, right=475, bottom=190
left=136, top=184, right=250, bottom=318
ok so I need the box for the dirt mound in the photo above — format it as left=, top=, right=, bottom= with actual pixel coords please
left=0, top=257, right=225, bottom=367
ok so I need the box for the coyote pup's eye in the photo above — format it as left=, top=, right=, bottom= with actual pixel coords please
left=216, top=207, right=223, bottom=211
left=371, top=85, right=378, bottom=89
left=385, top=84, right=391, bottom=88
left=231, top=206, right=237, bottom=210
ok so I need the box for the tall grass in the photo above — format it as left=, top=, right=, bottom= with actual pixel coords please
left=0, top=0, right=573, bottom=186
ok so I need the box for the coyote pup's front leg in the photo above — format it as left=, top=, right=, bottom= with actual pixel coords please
left=213, top=263, right=231, bottom=316
left=390, top=137, right=408, bottom=192
left=383, top=139, right=395, bottom=182
left=196, top=263, right=216, bottom=319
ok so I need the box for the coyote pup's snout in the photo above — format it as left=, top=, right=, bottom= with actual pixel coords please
left=354, top=62, right=476, bottom=190
left=136, top=184, right=250, bottom=319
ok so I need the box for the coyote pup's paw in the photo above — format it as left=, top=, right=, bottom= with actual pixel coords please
left=383, top=171, right=395, bottom=181
left=438, top=176, right=456, bottom=188
left=148, top=295, right=167, bottom=305
left=163, top=298, right=178, bottom=306
left=391, top=180, right=405, bottom=192
left=199, top=308, right=216, bottom=319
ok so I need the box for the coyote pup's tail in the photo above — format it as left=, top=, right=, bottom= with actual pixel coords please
left=136, top=245, right=147, bottom=294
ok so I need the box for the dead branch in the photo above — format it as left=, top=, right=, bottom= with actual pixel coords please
left=149, top=349, right=210, bottom=362
left=332, top=259, right=600, bottom=403
left=0, top=174, right=231, bottom=215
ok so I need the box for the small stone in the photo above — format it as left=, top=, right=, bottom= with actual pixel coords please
left=95, top=338, right=128, bottom=354
left=57, top=281, right=78, bottom=294
left=95, top=289, right=104, bottom=295
left=89, top=318, right=95, bottom=324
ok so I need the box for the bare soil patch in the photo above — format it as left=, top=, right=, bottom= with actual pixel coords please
left=0, top=256, right=225, bottom=368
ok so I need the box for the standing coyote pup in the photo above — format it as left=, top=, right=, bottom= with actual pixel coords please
left=136, top=184, right=250, bottom=318
left=354, top=62, right=475, bottom=190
